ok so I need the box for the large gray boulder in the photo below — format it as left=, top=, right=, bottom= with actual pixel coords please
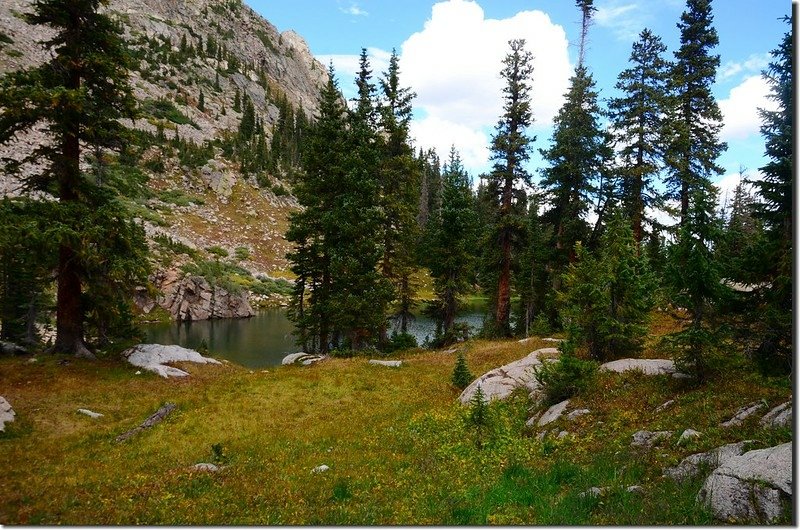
left=281, top=352, right=325, bottom=366
left=600, top=358, right=677, bottom=376
left=0, top=396, right=15, bottom=432
left=698, top=442, right=792, bottom=524
left=663, top=441, right=754, bottom=482
left=122, top=344, right=221, bottom=378
left=458, top=347, right=558, bottom=405
left=760, top=401, right=791, bottom=429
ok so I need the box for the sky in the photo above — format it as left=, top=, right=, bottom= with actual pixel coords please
left=246, top=0, right=791, bottom=207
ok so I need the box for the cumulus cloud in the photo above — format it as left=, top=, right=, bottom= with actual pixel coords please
left=719, top=75, right=777, bottom=141
left=316, top=48, right=391, bottom=99
left=399, top=0, right=571, bottom=172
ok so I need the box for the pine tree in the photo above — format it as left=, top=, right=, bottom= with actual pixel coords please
left=608, top=29, right=671, bottom=245
left=664, top=0, right=726, bottom=226
left=486, top=39, right=535, bottom=337
left=0, top=0, right=141, bottom=357
left=747, top=20, right=792, bottom=375
left=539, top=66, right=612, bottom=293
left=198, top=89, right=205, bottom=112
left=233, top=88, right=241, bottom=113
left=560, top=210, right=655, bottom=361
left=451, top=351, right=474, bottom=389
left=377, top=49, right=420, bottom=336
left=421, top=147, right=479, bottom=344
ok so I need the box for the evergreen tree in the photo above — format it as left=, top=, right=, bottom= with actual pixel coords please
left=746, top=21, right=792, bottom=375
left=0, top=0, right=141, bottom=357
left=539, top=66, right=612, bottom=294
left=451, top=351, right=474, bottom=389
left=608, top=29, right=671, bottom=244
left=238, top=95, right=255, bottom=141
left=664, top=0, right=726, bottom=226
left=421, top=147, right=479, bottom=345
left=515, top=193, right=554, bottom=335
left=377, top=49, right=420, bottom=336
left=198, top=89, right=205, bottom=112
left=560, top=211, right=655, bottom=361
left=486, top=39, right=535, bottom=337
left=233, top=88, right=241, bottom=113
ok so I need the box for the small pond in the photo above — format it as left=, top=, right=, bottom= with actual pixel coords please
left=142, top=301, right=489, bottom=368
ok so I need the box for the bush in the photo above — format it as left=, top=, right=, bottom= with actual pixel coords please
left=385, top=331, right=417, bottom=352
left=532, top=345, right=598, bottom=406
left=234, top=246, right=251, bottom=262
left=451, top=352, right=474, bottom=389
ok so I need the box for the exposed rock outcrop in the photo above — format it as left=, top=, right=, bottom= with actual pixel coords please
left=631, top=430, right=673, bottom=448
left=600, top=358, right=677, bottom=376
left=698, top=442, right=792, bottom=524
left=140, top=269, right=254, bottom=322
left=663, top=440, right=754, bottom=482
left=122, top=343, right=221, bottom=378
left=760, top=401, right=791, bottom=429
left=720, top=401, right=767, bottom=428
left=369, top=360, right=402, bottom=367
left=458, top=347, right=559, bottom=405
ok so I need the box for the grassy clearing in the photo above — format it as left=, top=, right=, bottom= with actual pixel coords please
left=0, top=322, right=791, bottom=525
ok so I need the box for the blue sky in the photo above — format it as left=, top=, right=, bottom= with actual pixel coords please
left=247, top=0, right=791, bottom=205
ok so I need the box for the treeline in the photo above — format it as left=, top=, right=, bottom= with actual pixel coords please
left=287, top=0, right=792, bottom=379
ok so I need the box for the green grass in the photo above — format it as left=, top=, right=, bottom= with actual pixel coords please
left=0, top=327, right=790, bottom=524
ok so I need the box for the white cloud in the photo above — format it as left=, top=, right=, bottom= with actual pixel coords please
left=409, top=115, right=490, bottom=171
left=316, top=48, right=391, bottom=98
left=720, top=53, right=770, bottom=81
left=595, top=1, right=644, bottom=41
left=399, top=0, right=571, bottom=172
left=339, top=2, right=368, bottom=16
left=719, top=75, right=777, bottom=141
left=714, top=169, right=763, bottom=212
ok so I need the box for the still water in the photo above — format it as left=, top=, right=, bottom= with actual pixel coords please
left=142, top=303, right=488, bottom=368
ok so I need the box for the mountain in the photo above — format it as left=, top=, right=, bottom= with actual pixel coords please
left=0, top=0, right=330, bottom=317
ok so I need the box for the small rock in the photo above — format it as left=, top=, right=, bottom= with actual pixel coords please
left=191, top=463, right=220, bottom=472
left=537, top=399, right=570, bottom=427
left=626, top=485, right=645, bottom=495
left=282, top=352, right=325, bottom=366
left=312, top=464, right=330, bottom=474
left=58, top=359, right=71, bottom=366
left=678, top=428, right=702, bottom=444
left=77, top=409, right=103, bottom=419
left=631, top=430, right=673, bottom=448
left=557, top=430, right=569, bottom=439
left=759, top=401, right=791, bottom=429
left=567, top=409, right=590, bottom=420
left=369, top=359, right=402, bottom=367
left=671, top=372, right=692, bottom=380
left=655, top=399, right=675, bottom=413
left=721, top=401, right=767, bottom=428
left=542, top=337, right=564, bottom=343
left=579, top=486, right=606, bottom=498
left=26, top=357, right=38, bottom=364
left=135, top=370, right=142, bottom=375
left=0, top=396, right=15, bottom=432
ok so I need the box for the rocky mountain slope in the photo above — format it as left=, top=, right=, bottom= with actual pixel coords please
left=0, top=0, right=329, bottom=319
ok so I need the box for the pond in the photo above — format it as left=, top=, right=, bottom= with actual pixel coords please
left=142, top=301, right=489, bottom=368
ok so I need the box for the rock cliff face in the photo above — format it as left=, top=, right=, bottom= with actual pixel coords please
left=138, top=269, right=254, bottom=321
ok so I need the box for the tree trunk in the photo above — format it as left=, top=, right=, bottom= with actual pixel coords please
left=495, top=177, right=513, bottom=336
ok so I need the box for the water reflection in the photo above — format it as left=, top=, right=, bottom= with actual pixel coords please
left=142, top=301, right=488, bottom=368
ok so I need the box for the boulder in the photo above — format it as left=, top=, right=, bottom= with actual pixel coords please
left=600, top=358, right=677, bottom=376
left=720, top=401, right=767, bottom=428
left=459, top=347, right=559, bottom=405
left=0, top=396, right=15, bottom=432
left=538, top=399, right=570, bottom=427
left=122, top=344, right=221, bottom=378
left=631, top=430, right=672, bottom=448
left=698, top=442, right=792, bottom=524
left=677, top=428, right=702, bottom=444
left=663, top=441, right=754, bottom=482
left=0, top=341, right=26, bottom=355
left=760, top=401, right=791, bottom=429
left=369, top=360, right=402, bottom=367
left=281, top=352, right=325, bottom=366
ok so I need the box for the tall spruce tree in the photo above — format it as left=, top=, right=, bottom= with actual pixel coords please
left=377, top=49, right=420, bottom=335
left=747, top=20, right=792, bottom=375
left=664, top=0, right=726, bottom=226
left=608, top=29, right=671, bottom=245
left=0, top=0, right=141, bottom=357
left=486, top=39, right=535, bottom=337
left=421, top=147, right=479, bottom=345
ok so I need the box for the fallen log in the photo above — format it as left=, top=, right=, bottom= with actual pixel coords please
left=115, top=402, right=177, bottom=443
